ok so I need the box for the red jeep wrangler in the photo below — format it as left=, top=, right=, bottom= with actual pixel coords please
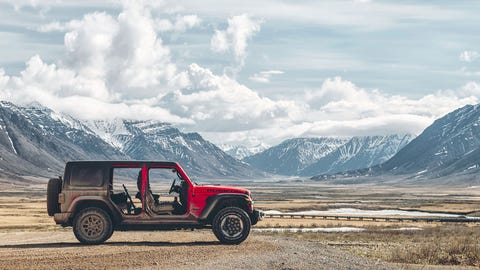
left=47, top=161, right=263, bottom=245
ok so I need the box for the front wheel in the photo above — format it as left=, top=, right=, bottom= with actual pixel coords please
left=212, top=207, right=251, bottom=245
left=73, top=207, right=113, bottom=245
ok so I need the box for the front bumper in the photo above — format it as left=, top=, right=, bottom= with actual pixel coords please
left=250, top=209, right=264, bottom=225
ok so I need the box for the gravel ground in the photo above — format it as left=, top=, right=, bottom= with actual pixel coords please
left=0, top=230, right=398, bottom=270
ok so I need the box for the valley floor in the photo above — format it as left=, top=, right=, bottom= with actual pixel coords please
left=1, top=180, right=479, bottom=269
left=0, top=230, right=398, bottom=270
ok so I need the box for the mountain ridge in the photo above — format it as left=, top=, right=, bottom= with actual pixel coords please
left=311, top=104, right=480, bottom=184
left=379, top=104, right=480, bottom=177
left=299, top=134, right=414, bottom=176
left=87, top=119, right=261, bottom=179
left=243, top=137, right=350, bottom=175
left=0, top=101, right=262, bottom=180
left=0, top=101, right=127, bottom=180
left=244, top=135, right=414, bottom=176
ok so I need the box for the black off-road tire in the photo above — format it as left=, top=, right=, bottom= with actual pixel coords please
left=73, top=207, right=113, bottom=245
left=47, top=178, right=62, bottom=216
left=105, top=225, right=115, bottom=242
left=212, top=207, right=251, bottom=245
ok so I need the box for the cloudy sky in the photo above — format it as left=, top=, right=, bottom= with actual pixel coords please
left=0, top=0, right=479, bottom=147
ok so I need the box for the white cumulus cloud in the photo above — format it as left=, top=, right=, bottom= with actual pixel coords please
left=0, top=2, right=187, bottom=123
left=210, top=14, right=261, bottom=65
left=159, top=64, right=301, bottom=131
left=306, top=77, right=479, bottom=121
left=58, top=5, right=176, bottom=99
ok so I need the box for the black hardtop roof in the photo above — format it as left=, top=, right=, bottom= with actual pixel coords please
left=66, top=161, right=178, bottom=167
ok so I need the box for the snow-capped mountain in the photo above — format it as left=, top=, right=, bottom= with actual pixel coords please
left=87, top=119, right=261, bottom=178
left=311, top=104, right=480, bottom=183
left=244, top=135, right=414, bottom=176
left=377, top=104, right=480, bottom=178
left=0, top=101, right=127, bottom=181
left=299, top=134, right=414, bottom=176
left=221, top=143, right=270, bottom=160
left=243, top=137, right=349, bottom=175
left=0, top=101, right=262, bottom=181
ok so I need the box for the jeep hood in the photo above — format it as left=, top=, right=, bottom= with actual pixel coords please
left=195, top=185, right=250, bottom=196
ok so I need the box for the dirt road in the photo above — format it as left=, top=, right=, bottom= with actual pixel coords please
left=0, top=230, right=397, bottom=270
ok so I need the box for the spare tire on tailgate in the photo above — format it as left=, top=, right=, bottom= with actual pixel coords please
left=47, top=178, right=62, bottom=216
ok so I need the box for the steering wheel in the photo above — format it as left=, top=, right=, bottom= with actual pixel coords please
left=168, top=179, right=176, bottom=194
left=122, top=184, right=136, bottom=214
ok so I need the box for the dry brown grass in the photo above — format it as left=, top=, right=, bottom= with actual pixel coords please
left=256, top=217, right=440, bottom=229
left=270, top=225, right=480, bottom=267
left=0, top=195, right=58, bottom=232
left=388, top=237, right=479, bottom=266
left=385, top=227, right=480, bottom=266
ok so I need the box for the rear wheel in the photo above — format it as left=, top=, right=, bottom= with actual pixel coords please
left=212, top=207, right=251, bottom=245
left=73, top=207, right=113, bottom=245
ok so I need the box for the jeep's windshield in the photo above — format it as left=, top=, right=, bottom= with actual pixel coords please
left=175, top=169, right=200, bottom=184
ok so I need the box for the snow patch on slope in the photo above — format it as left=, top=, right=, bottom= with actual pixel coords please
left=221, top=143, right=270, bottom=159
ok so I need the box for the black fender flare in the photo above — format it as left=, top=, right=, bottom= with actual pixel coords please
left=198, top=193, right=250, bottom=221
left=69, top=198, right=123, bottom=225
